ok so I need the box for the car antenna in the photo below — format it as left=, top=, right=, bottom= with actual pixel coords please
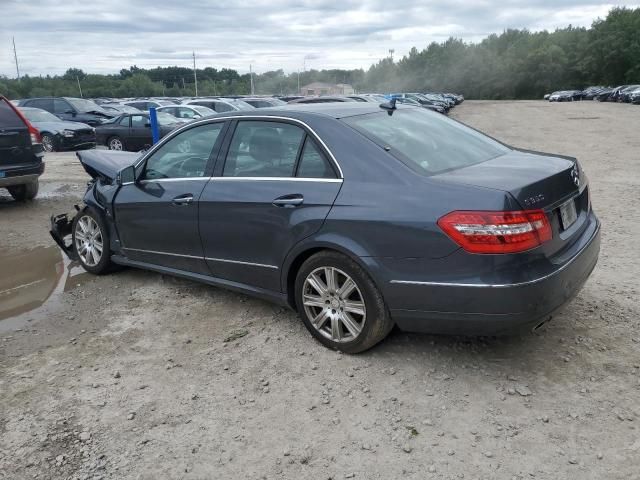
left=379, top=97, right=397, bottom=116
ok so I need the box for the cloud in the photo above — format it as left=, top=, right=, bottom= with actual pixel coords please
left=1, top=0, right=638, bottom=76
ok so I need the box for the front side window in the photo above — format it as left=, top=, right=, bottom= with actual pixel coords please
left=214, top=102, right=234, bottom=113
left=223, top=121, right=304, bottom=177
left=118, top=116, right=130, bottom=127
left=130, top=115, right=147, bottom=128
left=141, top=123, right=224, bottom=180
left=343, top=109, right=510, bottom=176
left=177, top=108, right=197, bottom=119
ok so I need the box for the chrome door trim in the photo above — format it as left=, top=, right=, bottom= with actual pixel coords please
left=123, top=247, right=202, bottom=260
left=122, top=247, right=279, bottom=270
left=205, top=257, right=279, bottom=270
left=209, top=177, right=343, bottom=183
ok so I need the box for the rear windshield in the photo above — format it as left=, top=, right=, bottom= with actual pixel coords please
left=342, top=108, right=510, bottom=176
left=0, top=99, right=25, bottom=128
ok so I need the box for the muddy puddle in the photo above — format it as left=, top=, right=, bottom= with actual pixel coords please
left=0, top=245, right=93, bottom=332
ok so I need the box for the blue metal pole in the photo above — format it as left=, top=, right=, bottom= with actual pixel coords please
left=149, top=107, right=160, bottom=144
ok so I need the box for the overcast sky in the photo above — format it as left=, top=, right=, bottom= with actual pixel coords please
left=1, top=1, right=638, bottom=77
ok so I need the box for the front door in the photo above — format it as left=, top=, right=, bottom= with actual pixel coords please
left=114, top=121, right=227, bottom=274
left=199, top=119, right=342, bottom=292
left=129, top=114, right=152, bottom=151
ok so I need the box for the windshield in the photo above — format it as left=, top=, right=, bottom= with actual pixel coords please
left=157, top=112, right=180, bottom=125
left=228, top=99, right=254, bottom=111
left=343, top=108, right=510, bottom=176
left=193, top=106, right=215, bottom=115
left=66, top=98, right=108, bottom=114
left=21, top=108, right=60, bottom=123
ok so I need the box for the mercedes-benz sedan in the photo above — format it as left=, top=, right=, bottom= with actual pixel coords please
left=50, top=103, right=600, bottom=353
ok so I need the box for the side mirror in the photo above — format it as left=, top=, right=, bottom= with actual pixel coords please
left=145, top=122, right=151, bottom=128
left=117, top=165, right=136, bottom=186
left=65, top=109, right=76, bottom=116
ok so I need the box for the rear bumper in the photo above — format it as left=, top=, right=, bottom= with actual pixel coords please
left=0, top=162, right=44, bottom=187
left=388, top=215, right=601, bottom=335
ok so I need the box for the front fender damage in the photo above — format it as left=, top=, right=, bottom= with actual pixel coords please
left=49, top=206, right=80, bottom=261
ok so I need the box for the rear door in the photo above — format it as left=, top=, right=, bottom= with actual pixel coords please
left=199, top=119, right=342, bottom=291
left=113, top=121, right=227, bottom=273
left=0, top=98, right=34, bottom=170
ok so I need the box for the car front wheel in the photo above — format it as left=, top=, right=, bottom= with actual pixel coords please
left=295, top=251, right=394, bottom=353
left=72, top=207, right=113, bottom=274
left=41, top=133, right=56, bottom=152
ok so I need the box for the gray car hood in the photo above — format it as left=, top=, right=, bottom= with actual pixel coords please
left=76, top=150, right=140, bottom=181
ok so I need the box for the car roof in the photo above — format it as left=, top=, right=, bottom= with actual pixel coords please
left=207, top=102, right=411, bottom=120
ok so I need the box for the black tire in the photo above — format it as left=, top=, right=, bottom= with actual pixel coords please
left=41, top=133, right=56, bottom=152
left=295, top=251, right=394, bottom=353
left=72, top=206, right=113, bottom=274
left=107, top=136, right=124, bottom=151
left=8, top=180, right=39, bottom=201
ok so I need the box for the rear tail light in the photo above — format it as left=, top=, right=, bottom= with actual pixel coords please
left=29, top=125, right=42, bottom=145
left=2, top=97, right=42, bottom=145
left=438, top=210, right=552, bottom=254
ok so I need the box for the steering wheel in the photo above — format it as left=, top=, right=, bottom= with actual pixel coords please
left=176, top=156, right=206, bottom=177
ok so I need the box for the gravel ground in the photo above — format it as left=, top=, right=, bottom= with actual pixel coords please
left=1, top=100, right=639, bottom=480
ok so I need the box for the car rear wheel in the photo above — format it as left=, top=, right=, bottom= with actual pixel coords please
left=41, top=133, right=56, bottom=152
left=295, top=251, right=394, bottom=353
left=72, top=207, right=113, bottom=274
left=8, top=180, right=39, bottom=201
left=108, top=136, right=124, bottom=151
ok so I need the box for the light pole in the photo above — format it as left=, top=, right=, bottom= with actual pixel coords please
left=388, top=49, right=395, bottom=61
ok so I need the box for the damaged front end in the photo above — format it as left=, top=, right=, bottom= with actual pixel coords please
left=49, top=207, right=80, bottom=260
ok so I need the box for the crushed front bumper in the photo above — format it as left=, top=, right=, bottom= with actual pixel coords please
left=49, top=211, right=78, bottom=260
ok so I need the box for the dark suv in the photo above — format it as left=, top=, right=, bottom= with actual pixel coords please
left=20, top=97, right=113, bottom=126
left=0, top=96, right=44, bottom=201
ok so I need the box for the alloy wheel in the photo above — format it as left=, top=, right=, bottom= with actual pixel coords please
left=41, top=134, right=54, bottom=152
left=302, top=267, right=366, bottom=343
left=75, top=216, right=103, bottom=267
left=109, top=138, right=123, bottom=150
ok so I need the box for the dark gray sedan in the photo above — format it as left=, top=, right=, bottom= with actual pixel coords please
left=50, top=103, right=600, bottom=353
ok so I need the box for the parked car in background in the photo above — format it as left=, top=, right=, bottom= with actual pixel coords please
left=618, top=85, right=640, bottom=103
left=50, top=102, right=600, bottom=353
left=20, top=97, right=114, bottom=126
left=548, top=90, right=583, bottom=102
left=629, top=87, right=640, bottom=104
left=19, top=107, right=95, bottom=152
left=95, top=112, right=184, bottom=151
left=275, top=95, right=304, bottom=102
left=123, top=99, right=175, bottom=111
left=288, top=96, right=357, bottom=104
left=0, top=96, right=44, bottom=201
left=101, top=104, right=143, bottom=115
left=241, top=97, right=288, bottom=108
left=185, top=98, right=255, bottom=112
left=157, top=105, right=215, bottom=120
left=392, top=93, right=450, bottom=112
left=594, top=88, right=614, bottom=101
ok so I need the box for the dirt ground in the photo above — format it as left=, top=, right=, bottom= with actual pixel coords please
left=1, top=101, right=639, bottom=480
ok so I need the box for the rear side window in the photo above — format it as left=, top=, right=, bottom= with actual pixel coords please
left=296, top=138, right=336, bottom=179
left=223, top=121, right=304, bottom=177
left=0, top=99, right=25, bottom=128
left=343, top=109, right=510, bottom=176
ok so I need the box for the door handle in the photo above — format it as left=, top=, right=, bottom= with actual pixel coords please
left=272, top=194, right=304, bottom=208
left=172, top=194, right=193, bottom=205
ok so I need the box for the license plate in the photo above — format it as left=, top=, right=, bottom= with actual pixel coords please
left=559, top=199, right=578, bottom=230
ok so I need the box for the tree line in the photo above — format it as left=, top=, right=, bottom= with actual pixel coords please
left=1, top=7, right=638, bottom=100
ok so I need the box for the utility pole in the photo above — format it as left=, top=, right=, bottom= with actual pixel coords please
left=12, top=37, right=21, bottom=81
left=249, top=64, right=255, bottom=95
left=192, top=52, right=198, bottom=96
left=76, top=76, right=83, bottom=97
left=389, top=49, right=395, bottom=61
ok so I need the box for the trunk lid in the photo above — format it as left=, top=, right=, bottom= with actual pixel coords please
left=76, top=150, right=140, bottom=181
left=434, top=149, right=589, bottom=255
